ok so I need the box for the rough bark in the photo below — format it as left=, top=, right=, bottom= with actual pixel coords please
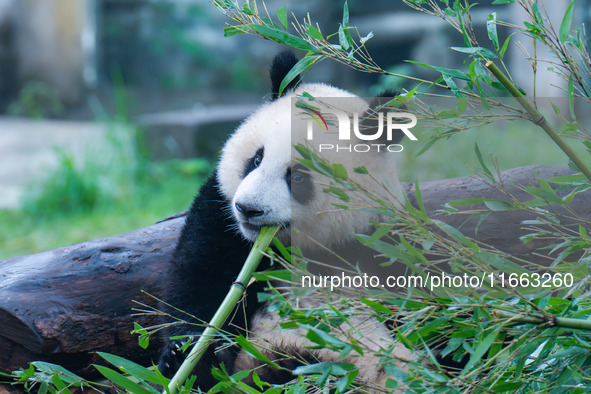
left=0, top=217, right=183, bottom=379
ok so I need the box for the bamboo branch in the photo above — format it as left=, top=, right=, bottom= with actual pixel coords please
left=485, top=60, right=591, bottom=182
left=165, top=226, right=280, bottom=394
left=494, top=310, right=591, bottom=331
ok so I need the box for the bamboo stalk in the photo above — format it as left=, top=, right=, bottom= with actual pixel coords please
left=495, top=310, right=591, bottom=331
left=165, top=226, right=280, bottom=394
left=485, top=60, right=591, bottom=182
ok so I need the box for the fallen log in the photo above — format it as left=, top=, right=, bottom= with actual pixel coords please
left=0, top=217, right=184, bottom=379
left=0, top=165, right=585, bottom=381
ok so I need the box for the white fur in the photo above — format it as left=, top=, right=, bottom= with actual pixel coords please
left=217, top=83, right=404, bottom=248
left=232, top=301, right=412, bottom=393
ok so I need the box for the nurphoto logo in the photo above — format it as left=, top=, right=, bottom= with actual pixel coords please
left=304, top=104, right=418, bottom=153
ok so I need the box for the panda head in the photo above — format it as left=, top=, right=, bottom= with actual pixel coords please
left=217, top=52, right=404, bottom=249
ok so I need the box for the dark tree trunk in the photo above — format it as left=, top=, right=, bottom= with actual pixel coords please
left=0, top=165, right=585, bottom=381
left=0, top=217, right=184, bottom=379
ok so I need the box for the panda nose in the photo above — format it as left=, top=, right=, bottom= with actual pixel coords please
left=235, top=202, right=264, bottom=218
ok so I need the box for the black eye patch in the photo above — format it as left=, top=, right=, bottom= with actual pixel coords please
left=287, top=164, right=314, bottom=205
left=242, top=147, right=264, bottom=178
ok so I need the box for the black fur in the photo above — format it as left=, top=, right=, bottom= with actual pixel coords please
left=270, top=50, right=301, bottom=99
left=376, top=89, right=400, bottom=99
left=287, top=164, right=314, bottom=205
left=242, top=147, right=264, bottom=178
left=158, top=175, right=267, bottom=388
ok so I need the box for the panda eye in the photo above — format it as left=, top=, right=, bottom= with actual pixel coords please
left=288, top=164, right=314, bottom=205
left=243, top=147, right=264, bottom=178
left=253, top=153, right=262, bottom=168
left=288, top=166, right=308, bottom=185
left=292, top=173, right=305, bottom=184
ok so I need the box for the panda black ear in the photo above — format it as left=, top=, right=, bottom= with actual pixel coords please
left=270, top=50, right=301, bottom=100
left=374, top=89, right=400, bottom=100
left=360, top=90, right=405, bottom=145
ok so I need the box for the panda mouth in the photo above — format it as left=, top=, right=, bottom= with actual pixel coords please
left=240, top=221, right=290, bottom=233
left=241, top=222, right=263, bottom=232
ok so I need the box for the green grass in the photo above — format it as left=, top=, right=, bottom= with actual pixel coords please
left=0, top=166, right=208, bottom=260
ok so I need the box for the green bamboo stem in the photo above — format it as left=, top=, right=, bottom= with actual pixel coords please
left=495, top=310, right=591, bottom=331
left=485, top=61, right=591, bottom=182
left=165, top=226, right=280, bottom=394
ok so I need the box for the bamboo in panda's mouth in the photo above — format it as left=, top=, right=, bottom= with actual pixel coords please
left=165, top=226, right=280, bottom=394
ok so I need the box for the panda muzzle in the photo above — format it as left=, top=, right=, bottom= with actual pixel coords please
left=235, top=202, right=265, bottom=219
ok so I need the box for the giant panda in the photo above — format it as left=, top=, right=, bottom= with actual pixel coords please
left=158, top=51, right=411, bottom=392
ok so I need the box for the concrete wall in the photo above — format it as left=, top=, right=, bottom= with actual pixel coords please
left=15, top=0, right=96, bottom=103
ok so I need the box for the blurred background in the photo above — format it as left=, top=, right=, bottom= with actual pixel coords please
left=0, top=0, right=588, bottom=259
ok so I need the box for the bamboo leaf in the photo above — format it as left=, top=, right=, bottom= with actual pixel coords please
left=433, top=219, right=478, bottom=249
left=360, top=298, right=391, bottom=315
left=559, top=0, right=576, bottom=43
left=335, top=369, right=358, bottom=393
left=223, top=26, right=245, bottom=37
left=212, top=0, right=237, bottom=10
left=241, top=3, right=254, bottom=15
left=332, top=163, right=348, bottom=180
left=50, top=374, right=71, bottom=394
left=547, top=173, right=587, bottom=183
left=341, top=0, right=354, bottom=48
left=531, top=2, right=543, bottom=25
left=461, top=328, right=500, bottom=373
left=305, top=326, right=347, bottom=349
left=568, top=75, right=577, bottom=120
left=353, top=166, right=368, bottom=174
left=487, top=13, right=499, bottom=51
left=499, top=32, right=514, bottom=58
left=456, top=8, right=470, bottom=47
left=474, top=142, right=493, bottom=179
left=97, top=352, right=166, bottom=386
left=483, top=199, right=513, bottom=211
left=325, top=186, right=350, bottom=202
left=406, top=60, right=471, bottom=81
left=279, top=55, right=324, bottom=95
left=360, top=31, right=374, bottom=44
left=415, top=178, right=427, bottom=218
left=306, top=24, right=324, bottom=40
left=415, top=136, right=438, bottom=156
left=451, top=46, right=498, bottom=59
left=492, top=381, right=526, bottom=392
left=524, top=183, right=564, bottom=204
left=95, top=365, right=157, bottom=394
left=277, top=5, right=288, bottom=30
left=362, top=224, right=394, bottom=247
left=249, top=24, right=319, bottom=53
left=479, top=253, right=529, bottom=274
left=235, top=335, right=280, bottom=368
left=338, top=25, right=350, bottom=50
left=442, top=74, right=462, bottom=97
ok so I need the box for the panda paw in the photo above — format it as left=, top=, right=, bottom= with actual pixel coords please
left=158, top=337, right=192, bottom=378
